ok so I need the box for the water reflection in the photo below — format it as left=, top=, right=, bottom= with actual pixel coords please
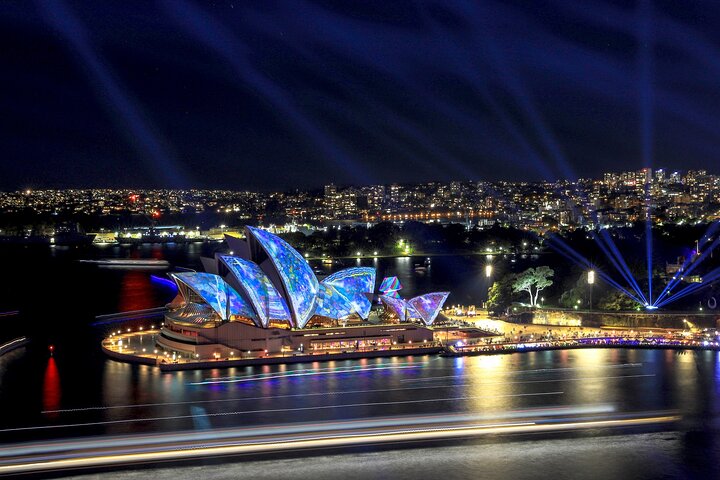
left=469, top=354, right=510, bottom=411
left=118, top=271, right=161, bottom=312
left=42, top=357, right=61, bottom=416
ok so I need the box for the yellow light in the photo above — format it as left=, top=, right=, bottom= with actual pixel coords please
left=485, top=264, right=493, bottom=278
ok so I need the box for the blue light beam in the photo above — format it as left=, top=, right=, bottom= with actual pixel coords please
left=655, top=266, right=720, bottom=308
left=546, top=235, right=645, bottom=306
left=37, top=0, right=188, bottom=187
left=653, top=221, right=720, bottom=306
left=161, top=0, right=371, bottom=185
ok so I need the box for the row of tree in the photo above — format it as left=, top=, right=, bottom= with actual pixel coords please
left=282, top=222, right=538, bottom=257
left=487, top=266, right=648, bottom=313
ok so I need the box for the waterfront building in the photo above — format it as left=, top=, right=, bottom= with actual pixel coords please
left=158, top=226, right=448, bottom=358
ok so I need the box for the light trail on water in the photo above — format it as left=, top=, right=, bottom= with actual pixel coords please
left=0, top=411, right=680, bottom=475
left=41, top=373, right=654, bottom=414
left=2, top=391, right=566, bottom=434
left=192, top=361, right=427, bottom=385
left=401, top=362, right=644, bottom=382
left=4, top=406, right=619, bottom=457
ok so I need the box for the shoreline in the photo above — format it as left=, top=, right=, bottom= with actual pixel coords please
left=444, top=336, right=720, bottom=357
left=102, top=342, right=442, bottom=371
left=99, top=315, right=720, bottom=370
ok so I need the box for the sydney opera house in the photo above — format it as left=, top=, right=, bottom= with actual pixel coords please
left=158, top=226, right=449, bottom=359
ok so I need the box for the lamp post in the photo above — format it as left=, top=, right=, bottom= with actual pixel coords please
left=587, top=270, right=595, bottom=311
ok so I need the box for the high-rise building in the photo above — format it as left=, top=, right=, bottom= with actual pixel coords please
left=323, top=184, right=338, bottom=219
left=654, top=168, right=665, bottom=184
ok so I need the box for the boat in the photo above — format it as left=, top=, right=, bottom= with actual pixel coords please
left=79, top=258, right=170, bottom=269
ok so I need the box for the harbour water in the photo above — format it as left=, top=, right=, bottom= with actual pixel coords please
left=1, top=244, right=720, bottom=477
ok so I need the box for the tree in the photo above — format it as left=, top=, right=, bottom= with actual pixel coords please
left=512, top=266, right=554, bottom=307
left=597, top=290, right=638, bottom=311
left=559, top=275, right=587, bottom=308
left=487, top=273, right=517, bottom=314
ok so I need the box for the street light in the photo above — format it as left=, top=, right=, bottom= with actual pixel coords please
left=587, top=270, right=595, bottom=311
left=485, top=264, right=493, bottom=278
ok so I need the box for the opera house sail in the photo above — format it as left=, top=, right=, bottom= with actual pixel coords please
left=159, top=227, right=450, bottom=358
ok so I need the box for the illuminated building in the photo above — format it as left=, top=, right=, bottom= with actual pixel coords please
left=378, top=276, right=449, bottom=326
left=159, top=227, right=445, bottom=358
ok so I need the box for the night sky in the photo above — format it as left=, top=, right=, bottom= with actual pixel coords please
left=2, top=1, right=720, bottom=191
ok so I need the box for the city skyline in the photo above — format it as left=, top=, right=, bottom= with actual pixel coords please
left=2, top=167, right=718, bottom=235
left=3, top=165, right=718, bottom=193
left=4, top=1, right=720, bottom=190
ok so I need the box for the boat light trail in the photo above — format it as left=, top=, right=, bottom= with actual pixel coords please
left=191, top=362, right=427, bottom=385
left=8, top=406, right=617, bottom=458
left=43, top=374, right=652, bottom=414
left=0, top=391, right=565, bottom=434
left=0, top=412, right=680, bottom=475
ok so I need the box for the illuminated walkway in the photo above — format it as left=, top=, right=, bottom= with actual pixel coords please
left=447, top=334, right=720, bottom=356
left=102, top=328, right=442, bottom=370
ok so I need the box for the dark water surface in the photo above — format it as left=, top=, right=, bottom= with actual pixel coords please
left=1, top=244, right=720, bottom=478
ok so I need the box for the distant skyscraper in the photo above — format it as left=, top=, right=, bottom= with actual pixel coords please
left=654, top=168, right=665, bottom=184
left=638, top=167, right=652, bottom=185
left=323, top=184, right=338, bottom=219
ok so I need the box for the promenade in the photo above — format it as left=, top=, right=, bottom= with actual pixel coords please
left=102, top=314, right=720, bottom=368
left=102, top=328, right=442, bottom=370
left=439, top=313, right=720, bottom=355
